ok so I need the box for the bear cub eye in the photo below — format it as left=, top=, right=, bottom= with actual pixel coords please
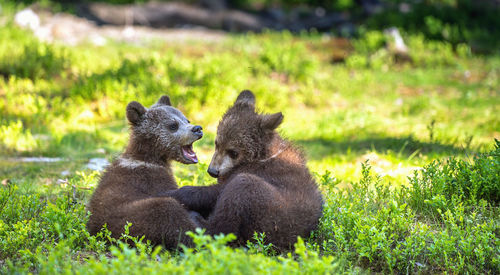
left=227, top=149, right=238, bottom=159
left=169, top=122, right=179, bottom=131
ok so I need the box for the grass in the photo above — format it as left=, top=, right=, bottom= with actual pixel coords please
left=0, top=3, right=499, bottom=274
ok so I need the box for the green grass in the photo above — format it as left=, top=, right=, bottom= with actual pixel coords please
left=0, top=4, right=499, bottom=274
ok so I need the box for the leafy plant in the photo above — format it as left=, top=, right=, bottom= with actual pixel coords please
left=316, top=149, right=500, bottom=274
left=405, top=139, right=500, bottom=216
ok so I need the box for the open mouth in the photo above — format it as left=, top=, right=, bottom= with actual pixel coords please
left=181, top=143, right=198, bottom=163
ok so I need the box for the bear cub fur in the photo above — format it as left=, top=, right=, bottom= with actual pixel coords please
left=168, top=90, right=324, bottom=250
left=86, top=95, right=203, bottom=248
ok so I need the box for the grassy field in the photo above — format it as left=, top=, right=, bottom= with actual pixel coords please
left=0, top=3, right=499, bottom=274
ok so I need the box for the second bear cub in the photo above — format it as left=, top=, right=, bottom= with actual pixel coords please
left=168, top=90, right=323, bottom=250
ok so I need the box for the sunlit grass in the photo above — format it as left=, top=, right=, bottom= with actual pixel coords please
left=0, top=6, right=499, bottom=273
left=1, top=30, right=498, bottom=179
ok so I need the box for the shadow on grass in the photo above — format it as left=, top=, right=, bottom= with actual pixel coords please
left=297, top=135, right=476, bottom=161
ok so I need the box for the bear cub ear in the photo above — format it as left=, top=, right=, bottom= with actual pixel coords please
left=156, top=95, right=171, bottom=106
left=126, top=101, right=147, bottom=126
left=260, top=112, right=283, bottom=131
left=235, top=90, right=256, bottom=106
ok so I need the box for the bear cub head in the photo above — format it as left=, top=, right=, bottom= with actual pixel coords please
left=126, top=95, right=203, bottom=164
left=207, top=90, right=283, bottom=178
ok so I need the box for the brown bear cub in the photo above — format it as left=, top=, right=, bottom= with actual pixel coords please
left=167, top=90, right=323, bottom=250
left=86, top=95, right=204, bottom=248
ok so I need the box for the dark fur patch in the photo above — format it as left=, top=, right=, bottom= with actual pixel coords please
left=260, top=112, right=283, bottom=132
left=235, top=90, right=256, bottom=106
left=157, top=95, right=171, bottom=106
left=126, top=101, right=146, bottom=126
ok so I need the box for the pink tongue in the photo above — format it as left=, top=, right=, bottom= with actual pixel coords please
left=182, top=146, right=198, bottom=163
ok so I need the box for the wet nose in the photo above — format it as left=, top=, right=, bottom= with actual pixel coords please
left=192, top=125, right=202, bottom=133
left=192, top=125, right=203, bottom=137
left=207, top=167, right=219, bottom=178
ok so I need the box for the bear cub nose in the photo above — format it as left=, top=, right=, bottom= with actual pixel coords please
left=192, top=125, right=202, bottom=133
left=207, top=167, right=219, bottom=178
left=191, top=125, right=203, bottom=137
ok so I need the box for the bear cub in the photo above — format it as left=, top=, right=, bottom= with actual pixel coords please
left=168, top=90, right=324, bottom=250
left=86, top=95, right=203, bottom=248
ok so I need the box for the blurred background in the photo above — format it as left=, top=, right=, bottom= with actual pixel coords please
left=7, top=0, right=500, bottom=52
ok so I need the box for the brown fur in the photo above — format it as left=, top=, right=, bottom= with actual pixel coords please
left=86, top=96, right=204, bottom=248
left=167, top=90, right=323, bottom=250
